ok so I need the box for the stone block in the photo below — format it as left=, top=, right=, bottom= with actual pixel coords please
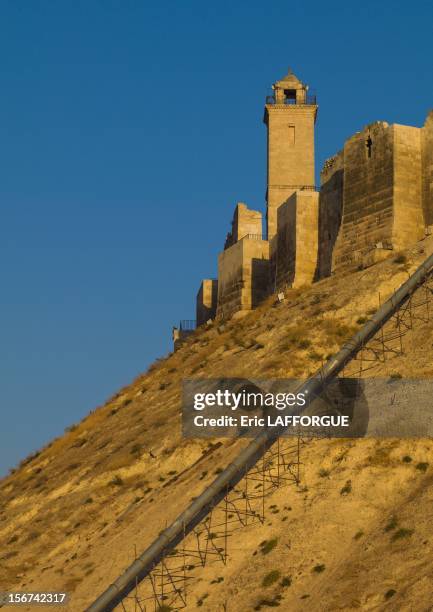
left=217, top=237, right=270, bottom=318
left=196, top=279, right=218, bottom=327
left=275, top=190, right=319, bottom=289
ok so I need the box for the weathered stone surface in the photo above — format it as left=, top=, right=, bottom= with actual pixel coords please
left=224, top=203, right=263, bottom=249
left=331, top=122, right=394, bottom=272
left=317, top=151, right=344, bottom=279
left=275, top=190, right=319, bottom=289
left=330, top=121, right=426, bottom=273
left=193, top=69, right=433, bottom=325
left=196, top=279, right=218, bottom=327
left=393, top=124, right=424, bottom=249
left=217, top=238, right=270, bottom=319
left=264, top=70, right=317, bottom=243
left=172, top=327, right=194, bottom=351
left=422, top=111, right=433, bottom=226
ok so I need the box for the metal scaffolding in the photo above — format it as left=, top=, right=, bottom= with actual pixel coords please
left=115, top=437, right=303, bottom=611
left=88, top=254, right=433, bottom=612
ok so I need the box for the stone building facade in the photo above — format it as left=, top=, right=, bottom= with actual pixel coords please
left=224, top=202, right=263, bottom=249
left=328, top=121, right=425, bottom=272
left=196, top=280, right=218, bottom=326
left=215, top=204, right=269, bottom=319
left=422, top=111, right=433, bottom=226
left=190, top=69, right=433, bottom=327
left=275, top=190, right=319, bottom=289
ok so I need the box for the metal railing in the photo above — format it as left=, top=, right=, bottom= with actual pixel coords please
left=179, top=319, right=196, bottom=331
left=266, top=93, right=317, bottom=105
left=240, top=233, right=263, bottom=241
left=267, top=184, right=317, bottom=192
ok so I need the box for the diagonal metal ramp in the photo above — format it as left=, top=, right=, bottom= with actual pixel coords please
left=87, top=250, right=433, bottom=612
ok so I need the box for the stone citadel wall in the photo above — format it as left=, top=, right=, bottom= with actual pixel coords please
left=329, top=121, right=426, bottom=272
left=190, top=71, right=433, bottom=329
left=316, top=151, right=344, bottom=279
left=423, top=112, right=433, bottom=226
left=275, top=191, right=319, bottom=289
left=216, top=237, right=270, bottom=319
left=196, top=280, right=218, bottom=327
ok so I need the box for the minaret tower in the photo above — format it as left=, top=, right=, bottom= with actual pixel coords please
left=264, top=69, right=318, bottom=242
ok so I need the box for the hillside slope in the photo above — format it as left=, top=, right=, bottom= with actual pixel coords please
left=1, top=236, right=433, bottom=611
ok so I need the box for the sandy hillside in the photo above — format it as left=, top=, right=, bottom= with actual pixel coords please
left=1, top=236, right=433, bottom=612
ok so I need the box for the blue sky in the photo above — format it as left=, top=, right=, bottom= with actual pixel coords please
left=1, top=0, right=432, bottom=475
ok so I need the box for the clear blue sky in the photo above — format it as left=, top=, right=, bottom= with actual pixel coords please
left=1, top=1, right=432, bottom=476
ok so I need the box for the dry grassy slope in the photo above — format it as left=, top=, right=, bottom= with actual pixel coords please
left=1, top=236, right=433, bottom=612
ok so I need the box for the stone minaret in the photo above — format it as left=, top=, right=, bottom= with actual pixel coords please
left=264, top=69, right=318, bottom=243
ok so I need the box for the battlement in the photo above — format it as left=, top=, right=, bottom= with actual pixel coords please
left=217, top=229, right=270, bottom=320
left=327, top=121, right=426, bottom=272
left=196, top=280, right=218, bottom=326
left=224, top=203, right=263, bottom=249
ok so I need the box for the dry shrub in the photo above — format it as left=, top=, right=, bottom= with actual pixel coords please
left=320, top=319, right=356, bottom=342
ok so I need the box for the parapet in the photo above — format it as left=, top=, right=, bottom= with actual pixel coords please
left=196, top=279, right=218, bottom=326
left=217, top=237, right=270, bottom=319
left=328, top=120, right=425, bottom=272
left=172, top=320, right=196, bottom=351
left=422, top=111, right=433, bottom=226
left=224, top=202, right=263, bottom=249
left=317, top=150, right=344, bottom=279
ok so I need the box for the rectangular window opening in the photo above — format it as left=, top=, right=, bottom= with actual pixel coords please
left=288, top=125, right=295, bottom=145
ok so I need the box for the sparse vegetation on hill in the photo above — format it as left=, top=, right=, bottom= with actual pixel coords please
left=1, top=237, right=433, bottom=610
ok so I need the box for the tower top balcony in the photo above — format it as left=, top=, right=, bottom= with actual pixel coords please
left=265, top=68, right=316, bottom=106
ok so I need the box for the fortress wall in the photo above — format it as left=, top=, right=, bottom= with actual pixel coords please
left=217, top=240, right=244, bottom=317
left=196, top=279, right=218, bottom=326
left=316, top=151, right=344, bottom=279
left=275, top=197, right=296, bottom=289
left=422, top=112, right=433, bottom=226
left=332, top=122, right=395, bottom=272
left=217, top=238, right=270, bottom=318
left=392, top=124, right=424, bottom=249
left=224, top=203, right=262, bottom=249
left=232, top=203, right=262, bottom=241
left=250, top=242, right=271, bottom=308
left=275, top=190, right=319, bottom=289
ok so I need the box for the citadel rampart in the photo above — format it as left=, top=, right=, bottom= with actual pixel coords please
left=196, top=279, right=218, bottom=326
left=216, top=234, right=269, bottom=319
left=224, top=202, right=262, bottom=248
left=275, top=190, right=319, bottom=288
left=423, top=112, right=433, bottom=226
left=175, top=70, right=433, bottom=335
left=316, top=150, right=344, bottom=279
left=331, top=121, right=425, bottom=271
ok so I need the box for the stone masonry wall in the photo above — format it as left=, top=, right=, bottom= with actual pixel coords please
left=275, top=190, right=319, bottom=289
left=224, top=203, right=262, bottom=249
left=201, top=96, right=433, bottom=327
left=332, top=122, right=395, bottom=271
left=217, top=238, right=270, bottom=318
left=392, top=124, right=424, bottom=249
left=232, top=203, right=262, bottom=241
left=196, top=279, right=218, bottom=326
left=265, top=105, right=316, bottom=243
left=422, top=111, right=433, bottom=226
left=316, top=151, right=344, bottom=279
left=331, top=121, right=425, bottom=272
